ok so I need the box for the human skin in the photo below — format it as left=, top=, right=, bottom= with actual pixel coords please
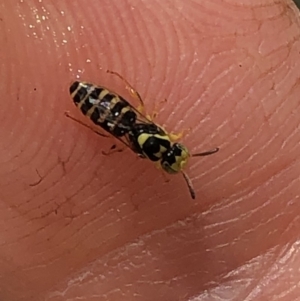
left=1, top=0, right=300, bottom=300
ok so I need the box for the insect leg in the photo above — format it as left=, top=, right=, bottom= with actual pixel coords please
left=181, top=171, right=196, bottom=199
left=147, top=98, right=167, bottom=121
left=65, top=111, right=109, bottom=138
left=106, top=70, right=145, bottom=113
left=102, top=144, right=125, bottom=156
left=169, top=128, right=191, bottom=142
left=155, top=161, right=171, bottom=182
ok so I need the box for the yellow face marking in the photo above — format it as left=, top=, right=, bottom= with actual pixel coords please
left=177, top=148, right=189, bottom=170
left=161, top=144, right=190, bottom=174
left=174, top=146, right=189, bottom=171
left=170, top=156, right=188, bottom=173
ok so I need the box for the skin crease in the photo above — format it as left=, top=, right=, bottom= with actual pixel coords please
left=0, top=0, right=300, bottom=300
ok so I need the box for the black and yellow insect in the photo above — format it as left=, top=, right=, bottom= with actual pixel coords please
left=67, top=71, right=219, bottom=199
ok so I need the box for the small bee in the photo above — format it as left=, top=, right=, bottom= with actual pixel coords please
left=67, top=71, right=219, bottom=199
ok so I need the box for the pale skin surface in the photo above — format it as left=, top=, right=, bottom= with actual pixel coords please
left=1, top=0, right=300, bottom=300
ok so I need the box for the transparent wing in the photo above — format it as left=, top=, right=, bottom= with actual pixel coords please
left=90, top=98, right=155, bottom=154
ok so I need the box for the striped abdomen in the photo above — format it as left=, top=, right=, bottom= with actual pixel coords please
left=69, top=81, right=137, bottom=137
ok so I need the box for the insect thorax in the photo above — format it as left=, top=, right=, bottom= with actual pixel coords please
left=129, top=123, right=171, bottom=161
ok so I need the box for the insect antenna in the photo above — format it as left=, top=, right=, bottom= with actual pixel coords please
left=184, top=147, right=219, bottom=199
left=182, top=171, right=196, bottom=200
left=192, top=147, right=219, bottom=157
